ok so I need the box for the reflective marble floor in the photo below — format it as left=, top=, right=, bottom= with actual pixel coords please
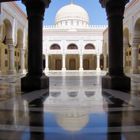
left=0, top=72, right=140, bottom=140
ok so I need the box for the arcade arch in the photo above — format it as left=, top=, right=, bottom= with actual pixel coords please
left=67, top=44, right=78, bottom=50
left=50, top=44, right=61, bottom=50
left=131, top=18, right=140, bottom=73
left=0, top=19, right=13, bottom=74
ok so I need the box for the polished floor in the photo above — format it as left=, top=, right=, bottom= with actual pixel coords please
left=0, top=72, right=140, bottom=140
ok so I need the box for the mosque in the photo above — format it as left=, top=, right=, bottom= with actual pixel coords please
left=1, top=0, right=140, bottom=75
left=0, top=1, right=140, bottom=140
left=0, top=1, right=106, bottom=74
left=43, top=2, right=106, bottom=72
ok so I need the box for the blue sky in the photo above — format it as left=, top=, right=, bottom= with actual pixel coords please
left=17, top=0, right=107, bottom=25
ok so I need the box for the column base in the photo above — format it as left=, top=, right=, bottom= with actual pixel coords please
left=79, top=68, right=83, bottom=71
left=62, top=67, right=66, bottom=71
left=130, top=69, right=139, bottom=74
left=45, top=68, right=49, bottom=73
left=19, top=69, right=27, bottom=74
left=102, top=74, right=131, bottom=92
left=96, top=68, right=101, bottom=71
left=21, top=74, right=49, bottom=92
left=8, top=70, right=16, bottom=75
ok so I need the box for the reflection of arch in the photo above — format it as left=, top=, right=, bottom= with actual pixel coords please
left=67, top=44, right=78, bottom=49
left=85, top=91, right=95, bottom=97
left=85, top=43, right=95, bottom=49
left=68, top=92, right=78, bottom=97
left=51, top=92, right=61, bottom=97
left=50, top=44, right=61, bottom=50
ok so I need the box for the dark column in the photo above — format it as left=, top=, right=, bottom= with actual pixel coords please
left=100, top=0, right=130, bottom=92
left=21, top=0, right=51, bottom=92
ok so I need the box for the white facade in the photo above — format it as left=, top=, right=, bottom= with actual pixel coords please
left=43, top=3, right=107, bottom=72
left=0, top=2, right=28, bottom=74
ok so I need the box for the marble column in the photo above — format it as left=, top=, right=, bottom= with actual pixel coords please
left=21, top=0, right=51, bottom=92
left=96, top=54, right=101, bottom=71
left=19, top=47, right=26, bottom=74
left=104, top=54, right=107, bottom=70
left=7, top=39, right=16, bottom=74
left=62, top=54, right=66, bottom=71
left=79, top=54, right=83, bottom=71
left=131, top=46, right=139, bottom=74
left=100, top=0, right=130, bottom=91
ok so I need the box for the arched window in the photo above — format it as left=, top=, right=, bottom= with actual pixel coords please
left=50, top=44, right=60, bottom=50
left=85, top=44, right=95, bottom=49
left=67, top=44, right=78, bottom=49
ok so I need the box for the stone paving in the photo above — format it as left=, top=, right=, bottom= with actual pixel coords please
left=0, top=72, right=140, bottom=140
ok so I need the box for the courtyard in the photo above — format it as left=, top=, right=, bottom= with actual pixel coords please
left=0, top=72, right=139, bottom=140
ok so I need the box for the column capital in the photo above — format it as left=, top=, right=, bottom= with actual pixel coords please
left=22, top=0, right=51, bottom=18
left=20, top=47, right=25, bottom=51
left=100, top=0, right=129, bottom=18
left=22, top=0, right=51, bottom=8
left=6, top=38, right=13, bottom=46
left=100, top=0, right=129, bottom=8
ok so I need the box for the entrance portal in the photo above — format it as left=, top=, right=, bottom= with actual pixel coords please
left=83, top=59, right=89, bottom=70
left=55, top=59, right=62, bottom=70
left=69, top=59, right=76, bottom=70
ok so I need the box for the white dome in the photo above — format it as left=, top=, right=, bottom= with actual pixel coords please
left=55, top=4, right=89, bottom=27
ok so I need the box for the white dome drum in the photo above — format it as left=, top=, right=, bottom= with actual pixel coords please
left=55, top=4, right=89, bottom=27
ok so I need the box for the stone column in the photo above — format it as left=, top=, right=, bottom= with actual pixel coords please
left=131, top=46, right=138, bottom=74
left=79, top=54, right=83, bottom=71
left=7, top=39, right=16, bottom=74
left=104, top=54, right=107, bottom=70
left=62, top=54, right=66, bottom=71
left=96, top=54, right=101, bottom=71
left=100, top=0, right=130, bottom=91
left=19, top=47, right=26, bottom=74
left=21, top=0, right=51, bottom=92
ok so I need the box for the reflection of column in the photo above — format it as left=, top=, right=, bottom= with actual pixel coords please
left=19, top=48, right=26, bottom=74
left=62, top=54, right=66, bottom=71
left=45, top=53, right=49, bottom=72
left=107, top=104, right=122, bottom=140
left=79, top=54, right=83, bottom=71
left=8, top=43, right=16, bottom=74
left=96, top=55, right=101, bottom=71
left=131, top=46, right=138, bottom=74
left=29, top=103, right=44, bottom=140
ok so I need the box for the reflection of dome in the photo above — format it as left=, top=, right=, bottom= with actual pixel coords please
left=56, top=112, right=89, bottom=132
left=55, top=4, right=89, bottom=26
